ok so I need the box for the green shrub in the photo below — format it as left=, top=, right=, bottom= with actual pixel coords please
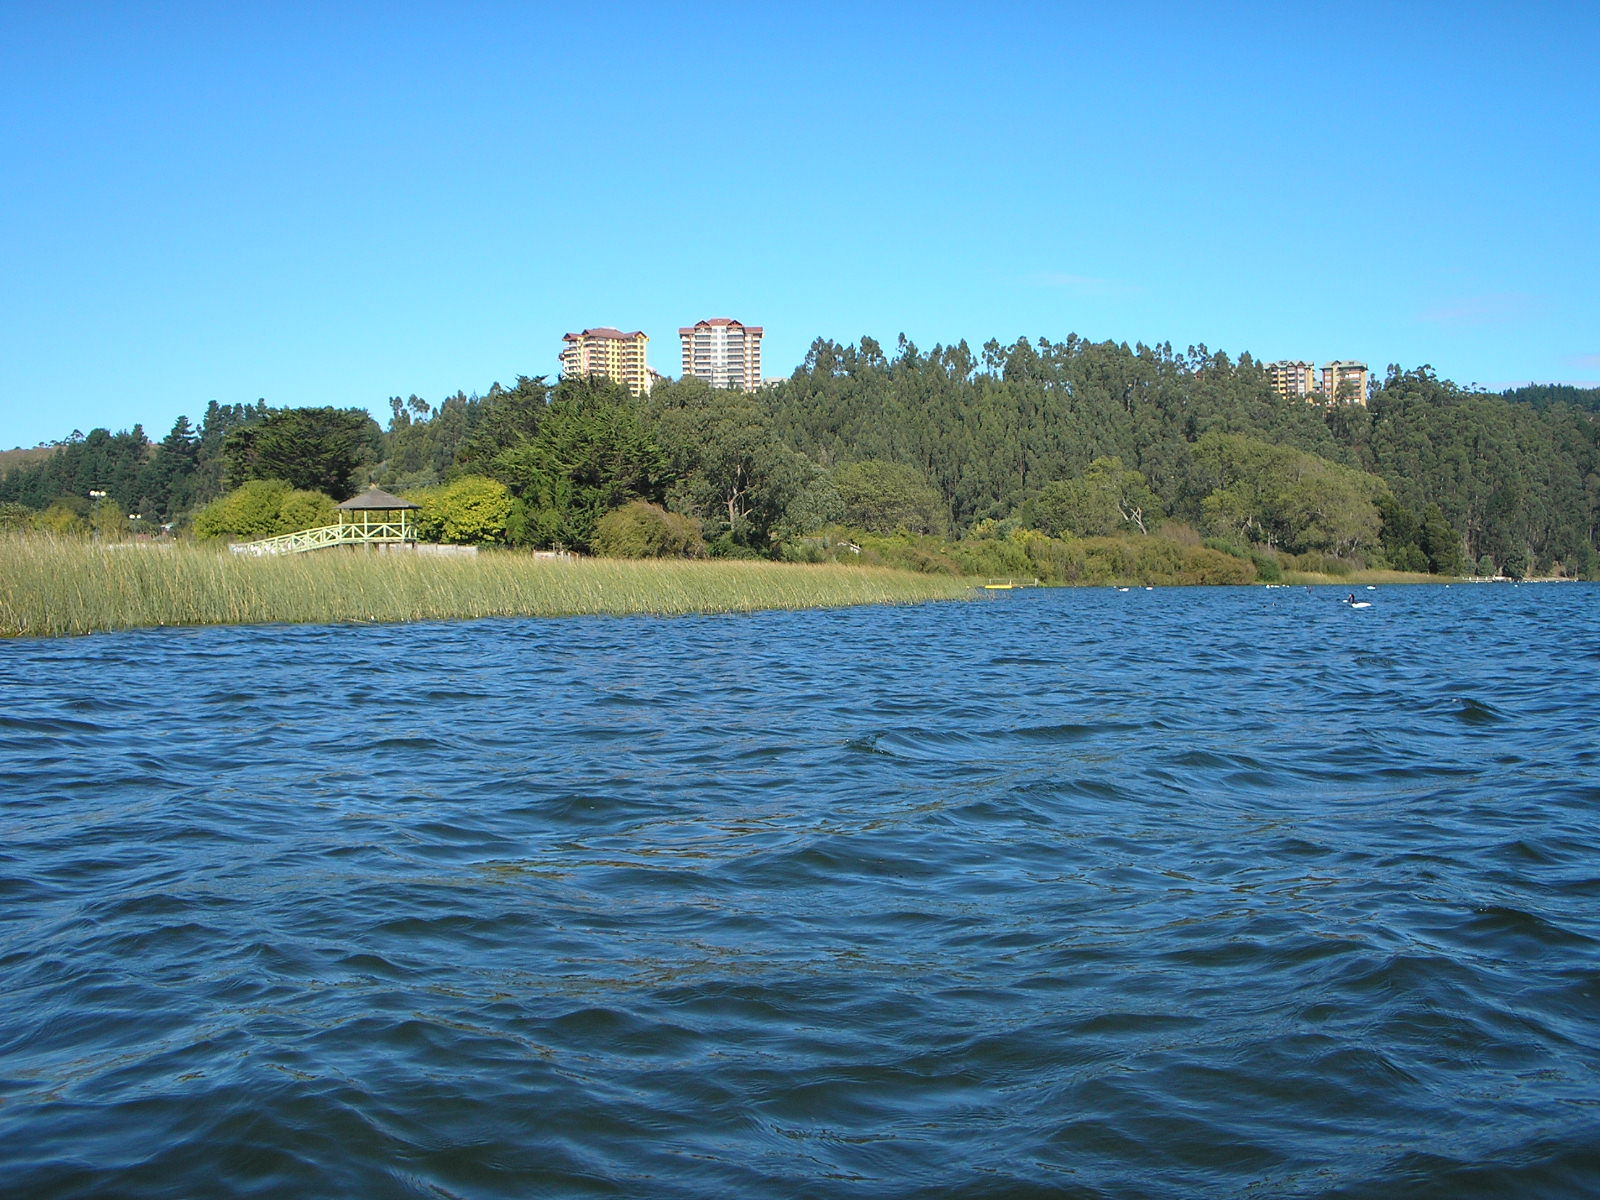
left=194, top=481, right=289, bottom=539
left=778, top=530, right=868, bottom=565
left=950, top=534, right=1034, bottom=579
left=1179, top=546, right=1257, bottom=584
left=786, top=524, right=1262, bottom=587
left=38, top=504, right=88, bottom=536
left=1384, top=544, right=1429, bottom=573
left=779, top=538, right=828, bottom=564
left=707, top=532, right=765, bottom=559
left=593, top=501, right=708, bottom=559
left=1128, top=536, right=1186, bottom=579
left=1203, top=535, right=1249, bottom=559
left=1016, top=530, right=1086, bottom=582
left=1080, top=536, right=1139, bottom=582
left=276, top=489, right=338, bottom=534
left=1289, top=551, right=1356, bottom=577
left=1159, top=521, right=1204, bottom=546
left=412, top=476, right=513, bottom=544
left=1500, top=545, right=1529, bottom=580
left=192, top=480, right=336, bottom=540
left=0, top=502, right=37, bottom=532
left=91, top=499, right=131, bottom=541
left=1250, top=550, right=1283, bottom=582
left=851, top=531, right=963, bottom=574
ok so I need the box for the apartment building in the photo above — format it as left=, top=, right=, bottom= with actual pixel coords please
left=560, top=328, right=653, bottom=396
left=1264, top=360, right=1317, bottom=401
left=1321, top=361, right=1370, bottom=406
left=1265, top=358, right=1370, bottom=405
left=678, top=318, right=764, bottom=391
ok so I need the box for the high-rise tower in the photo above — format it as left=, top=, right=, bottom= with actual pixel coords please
left=560, top=328, right=653, bottom=396
left=1264, top=360, right=1317, bottom=400
left=678, top=318, right=764, bottom=391
left=1321, top=361, right=1370, bottom=406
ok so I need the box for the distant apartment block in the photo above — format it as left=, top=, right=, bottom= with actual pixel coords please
left=679, top=318, right=764, bottom=391
left=1265, top=358, right=1370, bottom=405
left=1265, top=360, right=1317, bottom=400
left=560, top=327, right=652, bottom=396
left=1321, top=361, right=1370, bottom=406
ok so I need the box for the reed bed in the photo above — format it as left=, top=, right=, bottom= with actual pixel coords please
left=0, top=536, right=976, bottom=638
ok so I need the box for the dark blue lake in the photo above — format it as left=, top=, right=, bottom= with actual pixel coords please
left=3, top=583, right=1598, bottom=1198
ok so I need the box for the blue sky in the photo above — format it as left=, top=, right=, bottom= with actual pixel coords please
left=2, top=1, right=1596, bottom=449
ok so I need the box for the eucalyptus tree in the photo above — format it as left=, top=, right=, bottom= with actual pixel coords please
left=647, top=376, right=807, bottom=552
left=1025, top=457, right=1164, bottom=538
left=1193, top=433, right=1387, bottom=557
left=831, top=459, right=949, bottom=536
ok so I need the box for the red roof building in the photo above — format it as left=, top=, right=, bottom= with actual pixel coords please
left=561, top=327, right=653, bottom=396
left=678, top=318, right=764, bottom=392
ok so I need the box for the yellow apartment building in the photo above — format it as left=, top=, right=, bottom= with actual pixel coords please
left=1321, top=361, right=1370, bottom=406
left=560, top=327, right=653, bottom=396
left=1265, top=358, right=1370, bottom=405
left=1264, top=360, right=1317, bottom=400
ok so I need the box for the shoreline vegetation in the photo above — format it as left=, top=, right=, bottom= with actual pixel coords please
left=4, top=360, right=1598, bottom=593
left=0, top=533, right=1521, bottom=641
left=0, top=536, right=977, bottom=639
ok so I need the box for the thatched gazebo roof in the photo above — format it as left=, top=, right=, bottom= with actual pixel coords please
left=338, top=486, right=420, bottom=511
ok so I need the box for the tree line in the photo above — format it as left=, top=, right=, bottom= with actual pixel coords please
left=3, top=333, right=1597, bottom=579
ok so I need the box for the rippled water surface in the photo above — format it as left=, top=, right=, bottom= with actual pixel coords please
left=3, top=584, right=1599, bottom=1198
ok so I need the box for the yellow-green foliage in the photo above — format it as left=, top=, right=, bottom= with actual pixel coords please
left=796, top=524, right=1258, bottom=586
left=1194, top=433, right=1386, bottom=557
left=832, top=461, right=950, bottom=536
left=38, top=503, right=89, bottom=536
left=409, top=476, right=513, bottom=544
left=1026, top=457, right=1164, bottom=537
left=593, top=501, right=708, bottom=559
left=1286, top=550, right=1356, bottom=578
left=0, top=503, right=34, bottom=533
left=192, top=480, right=336, bottom=540
left=950, top=530, right=1036, bottom=578
left=0, top=535, right=975, bottom=638
left=785, top=528, right=964, bottom=574
left=277, top=488, right=338, bottom=534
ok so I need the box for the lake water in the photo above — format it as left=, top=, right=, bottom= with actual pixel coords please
left=2, top=583, right=1598, bottom=1198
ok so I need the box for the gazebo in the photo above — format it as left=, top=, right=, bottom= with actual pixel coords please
left=336, top=486, right=420, bottom=546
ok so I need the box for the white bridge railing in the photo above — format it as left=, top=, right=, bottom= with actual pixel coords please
left=229, top=519, right=415, bottom=556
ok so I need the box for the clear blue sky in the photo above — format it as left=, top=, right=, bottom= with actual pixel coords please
left=2, top=1, right=1596, bottom=449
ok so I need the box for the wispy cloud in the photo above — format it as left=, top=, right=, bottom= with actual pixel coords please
left=1564, top=352, right=1600, bottom=370
left=1027, top=271, right=1143, bottom=297
left=1418, top=292, right=1538, bottom=326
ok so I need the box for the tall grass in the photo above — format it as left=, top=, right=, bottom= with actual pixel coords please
left=0, top=536, right=977, bottom=638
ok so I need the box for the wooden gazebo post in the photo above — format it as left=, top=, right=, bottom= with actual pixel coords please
left=335, top=487, right=421, bottom=547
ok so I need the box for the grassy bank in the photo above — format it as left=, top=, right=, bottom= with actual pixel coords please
left=794, top=526, right=1494, bottom=589
left=1278, top=567, right=1442, bottom=586
left=0, top=537, right=977, bottom=638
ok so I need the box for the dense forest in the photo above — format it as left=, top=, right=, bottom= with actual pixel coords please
left=3, top=334, right=1597, bottom=580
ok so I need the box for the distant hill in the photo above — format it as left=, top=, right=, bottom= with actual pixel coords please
left=0, top=445, right=54, bottom=475
left=1501, top=383, right=1600, bottom=411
